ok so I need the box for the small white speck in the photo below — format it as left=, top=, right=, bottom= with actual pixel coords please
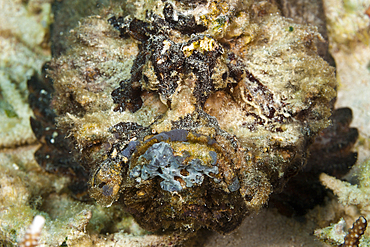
left=173, top=10, right=178, bottom=21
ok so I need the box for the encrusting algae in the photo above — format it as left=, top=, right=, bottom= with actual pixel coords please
left=28, top=0, right=337, bottom=236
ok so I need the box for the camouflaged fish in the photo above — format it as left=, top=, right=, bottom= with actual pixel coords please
left=29, top=0, right=337, bottom=233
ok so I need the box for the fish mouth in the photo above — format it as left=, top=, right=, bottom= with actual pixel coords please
left=129, top=129, right=221, bottom=193
left=90, top=129, right=244, bottom=204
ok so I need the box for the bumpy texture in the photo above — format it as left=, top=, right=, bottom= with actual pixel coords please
left=33, top=0, right=337, bottom=233
left=341, top=216, right=367, bottom=247
left=130, top=141, right=220, bottom=192
left=269, top=107, right=358, bottom=217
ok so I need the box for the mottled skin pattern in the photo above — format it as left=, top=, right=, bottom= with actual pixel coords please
left=340, top=216, right=367, bottom=247
left=270, top=108, right=358, bottom=217
left=29, top=0, right=337, bottom=234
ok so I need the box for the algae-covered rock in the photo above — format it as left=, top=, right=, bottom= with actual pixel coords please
left=323, top=0, right=370, bottom=49
left=0, top=0, right=51, bottom=148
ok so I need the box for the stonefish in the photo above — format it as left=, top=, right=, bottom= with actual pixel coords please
left=29, top=0, right=336, bottom=233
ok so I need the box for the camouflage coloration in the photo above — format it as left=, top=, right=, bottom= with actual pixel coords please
left=30, top=0, right=337, bottom=233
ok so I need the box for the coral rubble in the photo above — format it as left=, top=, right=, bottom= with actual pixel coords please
left=29, top=0, right=337, bottom=234
left=323, top=0, right=370, bottom=49
left=19, top=215, right=45, bottom=247
left=315, top=160, right=370, bottom=246
left=311, top=1, right=370, bottom=245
